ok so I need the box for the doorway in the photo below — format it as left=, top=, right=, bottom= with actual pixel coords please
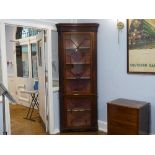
left=5, top=25, right=48, bottom=134
left=1, top=20, right=55, bottom=135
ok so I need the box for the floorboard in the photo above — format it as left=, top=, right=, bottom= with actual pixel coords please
left=10, top=104, right=47, bottom=135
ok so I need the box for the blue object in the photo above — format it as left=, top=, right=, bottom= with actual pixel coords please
left=34, top=80, right=39, bottom=90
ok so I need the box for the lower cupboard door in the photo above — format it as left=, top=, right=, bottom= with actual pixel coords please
left=67, top=110, right=91, bottom=128
left=64, top=97, right=97, bottom=129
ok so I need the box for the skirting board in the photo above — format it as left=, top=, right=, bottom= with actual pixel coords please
left=50, top=129, right=60, bottom=135
left=98, top=120, right=107, bottom=133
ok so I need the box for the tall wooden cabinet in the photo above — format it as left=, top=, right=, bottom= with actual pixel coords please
left=56, top=23, right=99, bottom=132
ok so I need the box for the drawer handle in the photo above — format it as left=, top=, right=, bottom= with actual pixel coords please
left=67, top=108, right=90, bottom=112
left=73, top=108, right=85, bottom=112
left=73, top=93, right=79, bottom=95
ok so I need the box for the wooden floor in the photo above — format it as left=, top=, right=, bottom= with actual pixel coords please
left=10, top=104, right=106, bottom=135
left=10, top=104, right=47, bottom=135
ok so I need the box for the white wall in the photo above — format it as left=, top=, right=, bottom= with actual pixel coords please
left=78, top=19, right=155, bottom=134
left=52, top=31, right=59, bottom=80
left=0, top=60, right=2, bottom=82
left=0, top=28, right=2, bottom=82
left=0, top=25, right=3, bottom=134
left=6, top=25, right=15, bottom=76
left=53, top=90, right=59, bottom=133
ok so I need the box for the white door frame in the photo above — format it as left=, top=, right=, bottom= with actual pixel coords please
left=0, top=20, right=56, bottom=134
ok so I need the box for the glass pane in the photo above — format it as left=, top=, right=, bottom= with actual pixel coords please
left=65, top=33, right=91, bottom=64
left=65, top=97, right=92, bottom=127
left=16, top=27, right=42, bottom=39
left=67, top=111, right=91, bottom=127
left=64, top=33, right=91, bottom=50
left=65, top=79, right=91, bottom=94
left=64, top=33, right=92, bottom=94
left=66, top=64, right=91, bottom=78
left=31, top=43, right=38, bottom=78
left=16, top=45, right=29, bottom=77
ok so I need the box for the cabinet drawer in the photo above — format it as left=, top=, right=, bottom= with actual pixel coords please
left=108, top=104, right=138, bottom=124
left=108, top=120, right=138, bottom=135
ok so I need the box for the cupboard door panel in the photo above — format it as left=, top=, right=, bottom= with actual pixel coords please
left=65, top=79, right=91, bottom=94
left=67, top=111, right=91, bottom=128
left=66, top=50, right=91, bottom=64
left=64, top=97, right=95, bottom=128
left=65, top=64, right=91, bottom=78
left=65, top=97, right=92, bottom=110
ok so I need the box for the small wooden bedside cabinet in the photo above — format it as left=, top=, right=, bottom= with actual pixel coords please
left=107, top=98, right=150, bottom=135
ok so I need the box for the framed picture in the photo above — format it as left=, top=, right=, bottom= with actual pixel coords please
left=127, top=19, right=155, bottom=73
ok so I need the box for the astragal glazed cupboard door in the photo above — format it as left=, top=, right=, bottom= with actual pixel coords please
left=56, top=23, right=99, bottom=132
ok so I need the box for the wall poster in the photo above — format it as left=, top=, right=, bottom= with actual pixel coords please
left=128, top=19, right=155, bottom=73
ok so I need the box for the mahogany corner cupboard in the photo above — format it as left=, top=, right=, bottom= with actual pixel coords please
left=56, top=23, right=99, bottom=132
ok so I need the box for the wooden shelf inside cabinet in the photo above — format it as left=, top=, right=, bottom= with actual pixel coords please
left=63, top=94, right=97, bottom=96
left=65, top=93, right=92, bottom=96
left=65, top=47, right=90, bottom=51
left=66, top=63, right=90, bottom=65
left=57, top=23, right=99, bottom=132
left=66, top=77, right=91, bottom=80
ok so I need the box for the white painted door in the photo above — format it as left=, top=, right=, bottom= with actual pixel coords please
left=36, top=31, right=47, bottom=129
left=15, top=42, right=33, bottom=105
left=12, top=38, right=37, bottom=107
